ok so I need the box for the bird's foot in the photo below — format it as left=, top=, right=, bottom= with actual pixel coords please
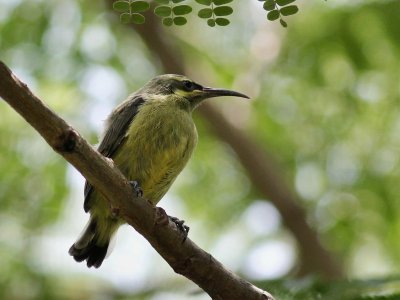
left=169, top=216, right=190, bottom=242
left=129, top=180, right=143, bottom=198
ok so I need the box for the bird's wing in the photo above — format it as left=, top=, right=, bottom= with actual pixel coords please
left=84, top=95, right=145, bottom=212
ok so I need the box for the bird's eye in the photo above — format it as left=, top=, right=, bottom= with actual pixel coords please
left=182, top=80, right=195, bottom=91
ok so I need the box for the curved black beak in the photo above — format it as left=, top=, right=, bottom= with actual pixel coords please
left=202, top=87, right=250, bottom=99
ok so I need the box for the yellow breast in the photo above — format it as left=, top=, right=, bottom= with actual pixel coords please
left=113, top=100, right=197, bottom=204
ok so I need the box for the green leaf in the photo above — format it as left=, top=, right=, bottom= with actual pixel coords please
left=213, top=6, right=233, bottom=16
left=172, top=0, right=185, bottom=3
left=163, top=17, right=173, bottom=26
left=215, top=17, right=230, bottom=26
left=280, top=18, right=287, bottom=27
left=213, top=0, right=233, bottom=5
left=154, top=0, right=169, bottom=4
left=280, top=5, right=298, bottom=16
left=131, top=1, right=150, bottom=12
left=173, top=5, right=192, bottom=15
left=154, top=5, right=172, bottom=17
left=120, top=12, right=132, bottom=23
left=131, top=13, right=145, bottom=24
left=198, top=8, right=213, bottom=18
left=263, top=0, right=276, bottom=11
left=207, top=19, right=216, bottom=27
left=267, top=9, right=280, bottom=20
left=276, top=0, right=296, bottom=6
left=113, top=0, right=130, bottom=12
left=173, top=16, right=187, bottom=25
left=195, top=0, right=212, bottom=5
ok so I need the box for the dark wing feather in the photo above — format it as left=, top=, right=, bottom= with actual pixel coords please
left=84, top=95, right=145, bottom=212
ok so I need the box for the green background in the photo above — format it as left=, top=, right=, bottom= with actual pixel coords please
left=1, top=0, right=400, bottom=299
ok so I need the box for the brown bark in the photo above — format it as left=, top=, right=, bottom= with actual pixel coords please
left=0, top=61, right=274, bottom=299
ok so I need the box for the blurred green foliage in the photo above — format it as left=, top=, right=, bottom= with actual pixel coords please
left=254, top=0, right=400, bottom=270
left=262, top=276, right=400, bottom=300
left=1, top=0, right=400, bottom=299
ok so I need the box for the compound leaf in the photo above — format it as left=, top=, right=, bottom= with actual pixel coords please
left=267, top=9, right=280, bottom=20
left=120, top=12, right=132, bottom=23
left=263, top=0, right=276, bottom=11
left=113, top=0, right=130, bottom=12
left=280, top=5, right=298, bottom=16
left=163, top=17, right=174, bottom=26
left=213, top=0, right=233, bottom=5
left=131, top=1, right=150, bottom=12
left=154, top=5, right=172, bottom=17
left=195, top=0, right=212, bottom=5
left=198, top=8, right=213, bottom=18
left=215, top=17, right=230, bottom=26
left=131, top=13, right=145, bottom=24
left=173, top=5, right=192, bottom=15
left=213, top=6, right=233, bottom=16
left=276, top=0, right=296, bottom=6
left=173, top=16, right=187, bottom=25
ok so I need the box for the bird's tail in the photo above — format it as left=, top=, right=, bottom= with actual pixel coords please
left=69, top=217, right=117, bottom=268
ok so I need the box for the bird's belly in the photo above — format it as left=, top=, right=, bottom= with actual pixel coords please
left=116, top=133, right=195, bottom=204
left=138, top=145, right=189, bottom=203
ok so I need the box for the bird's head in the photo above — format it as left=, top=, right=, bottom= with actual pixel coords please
left=141, top=74, right=249, bottom=110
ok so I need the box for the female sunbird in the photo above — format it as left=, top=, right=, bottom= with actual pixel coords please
left=69, top=74, right=249, bottom=268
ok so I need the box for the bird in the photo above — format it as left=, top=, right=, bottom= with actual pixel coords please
left=69, top=74, right=249, bottom=268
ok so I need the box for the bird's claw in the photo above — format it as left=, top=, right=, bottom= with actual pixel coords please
left=129, top=180, right=143, bottom=198
left=169, top=216, right=190, bottom=242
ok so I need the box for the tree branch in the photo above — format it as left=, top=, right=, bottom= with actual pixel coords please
left=0, top=61, right=274, bottom=299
